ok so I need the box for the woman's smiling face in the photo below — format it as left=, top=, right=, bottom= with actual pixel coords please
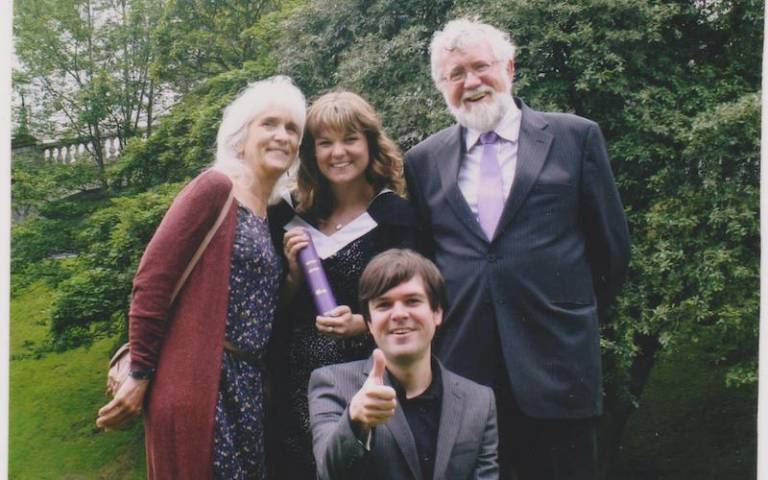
left=241, top=105, right=301, bottom=179
left=313, top=128, right=371, bottom=188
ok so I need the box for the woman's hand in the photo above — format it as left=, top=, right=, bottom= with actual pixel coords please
left=315, top=305, right=368, bottom=339
left=96, top=376, right=150, bottom=430
left=283, top=227, right=309, bottom=289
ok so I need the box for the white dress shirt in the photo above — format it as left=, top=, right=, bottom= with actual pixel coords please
left=458, top=103, right=522, bottom=217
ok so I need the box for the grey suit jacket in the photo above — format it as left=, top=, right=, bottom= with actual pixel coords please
left=308, top=357, right=498, bottom=480
left=404, top=98, right=631, bottom=418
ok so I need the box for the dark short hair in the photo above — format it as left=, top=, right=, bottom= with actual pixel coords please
left=358, top=249, right=446, bottom=322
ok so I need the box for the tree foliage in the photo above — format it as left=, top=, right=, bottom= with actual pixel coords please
left=619, top=92, right=760, bottom=385
left=11, top=151, right=110, bottom=295
left=48, top=183, right=182, bottom=349
left=150, top=0, right=282, bottom=93
left=14, top=0, right=165, bottom=180
left=13, top=155, right=102, bottom=217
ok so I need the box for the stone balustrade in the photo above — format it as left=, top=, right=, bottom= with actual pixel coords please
left=40, top=135, right=123, bottom=164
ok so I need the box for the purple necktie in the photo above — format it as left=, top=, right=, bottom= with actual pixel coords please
left=477, top=132, right=504, bottom=239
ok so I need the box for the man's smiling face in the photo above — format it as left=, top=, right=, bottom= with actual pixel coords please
left=367, top=275, right=443, bottom=367
left=438, top=40, right=515, bottom=132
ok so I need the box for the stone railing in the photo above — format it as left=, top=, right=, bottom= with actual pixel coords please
left=40, top=135, right=123, bottom=164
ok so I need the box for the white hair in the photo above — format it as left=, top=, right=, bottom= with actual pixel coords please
left=211, top=75, right=306, bottom=189
left=429, top=18, right=517, bottom=85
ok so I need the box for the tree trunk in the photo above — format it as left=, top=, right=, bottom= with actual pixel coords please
left=598, top=333, right=661, bottom=480
left=90, top=134, right=108, bottom=189
left=146, top=79, right=154, bottom=137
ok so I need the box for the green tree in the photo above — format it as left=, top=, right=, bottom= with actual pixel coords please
left=11, top=71, right=38, bottom=141
left=14, top=0, right=164, bottom=183
left=11, top=156, right=97, bottom=220
left=49, top=183, right=181, bottom=349
left=150, top=0, right=281, bottom=93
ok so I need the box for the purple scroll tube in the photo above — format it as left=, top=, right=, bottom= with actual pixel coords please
left=298, top=236, right=338, bottom=315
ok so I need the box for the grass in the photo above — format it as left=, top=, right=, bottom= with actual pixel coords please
left=9, top=281, right=51, bottom=356
left=612, top=342, right=757, bottom=479
left=9, top=281, right=146, bottom=480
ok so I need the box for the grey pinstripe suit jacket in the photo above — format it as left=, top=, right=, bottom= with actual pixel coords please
left=308, top=356, right=499, bottom=480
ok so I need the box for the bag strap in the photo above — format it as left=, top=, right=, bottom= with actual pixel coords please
left=169, top=185, right=235, bottom=303
left=108, top=341, right=131, bottom=367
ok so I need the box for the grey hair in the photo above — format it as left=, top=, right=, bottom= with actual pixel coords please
left=429, top=18, right=517, bottom=85
left=211, top=75, right=306, bottom=188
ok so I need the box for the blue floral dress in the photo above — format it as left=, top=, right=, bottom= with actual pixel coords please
left=213, top=204, right=283, bottom=480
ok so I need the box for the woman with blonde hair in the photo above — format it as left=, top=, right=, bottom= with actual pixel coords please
left=97, top=76, right=306, bottom=479
left=269, top=90, right=420, bottom=478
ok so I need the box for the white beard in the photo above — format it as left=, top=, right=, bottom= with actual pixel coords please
left=448, top=89, right=514, bottom=132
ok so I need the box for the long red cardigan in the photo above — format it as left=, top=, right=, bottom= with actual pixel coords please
left=129, top=170, right=238, bottom=479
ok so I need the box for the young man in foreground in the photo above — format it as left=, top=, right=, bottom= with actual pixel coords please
left=308, top=249, right=498, bottom=480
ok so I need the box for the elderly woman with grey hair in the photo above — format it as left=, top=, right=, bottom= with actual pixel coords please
left=96, top=76, right=306, bottom=480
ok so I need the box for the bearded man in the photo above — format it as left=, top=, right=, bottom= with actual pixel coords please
left=404, top=18, right=631, bottom=480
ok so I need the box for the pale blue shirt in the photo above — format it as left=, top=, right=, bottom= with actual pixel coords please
left=458, top=104, right=522, bottom=217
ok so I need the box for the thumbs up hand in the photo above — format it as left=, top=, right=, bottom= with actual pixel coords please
left=349, top=349, right=397, bottom=433
left=366, top=349, right=388, bottom=387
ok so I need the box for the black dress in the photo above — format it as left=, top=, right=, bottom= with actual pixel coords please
left=267, top=191, right=420, bottom=479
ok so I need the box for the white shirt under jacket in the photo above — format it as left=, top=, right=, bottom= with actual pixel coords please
left=458, top=102, right=522, bottom=218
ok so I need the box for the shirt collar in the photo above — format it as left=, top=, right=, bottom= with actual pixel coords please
left=464, top=100, right=522, bottom=150
left=390, top=358, right=443, bottom=403
left=280, top=187, right=394, bottom=210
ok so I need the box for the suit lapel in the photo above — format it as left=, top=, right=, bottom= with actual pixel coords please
left=434, top=125, right=488, bottom=244
left=493, top=102, right=553, bottom=241
left=384, top=405, right=423, bottom=480
left=432, top=368, right=465, bottom=480
left=361, top=358, right=422, bottom=480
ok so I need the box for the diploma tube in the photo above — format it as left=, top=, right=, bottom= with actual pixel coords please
left=298, top=236, right=338, bottom=315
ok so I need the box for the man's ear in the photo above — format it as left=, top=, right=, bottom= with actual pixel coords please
left=506, top=60, right=515, bottom=80
left=433, top=307, right=443, bottom=328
